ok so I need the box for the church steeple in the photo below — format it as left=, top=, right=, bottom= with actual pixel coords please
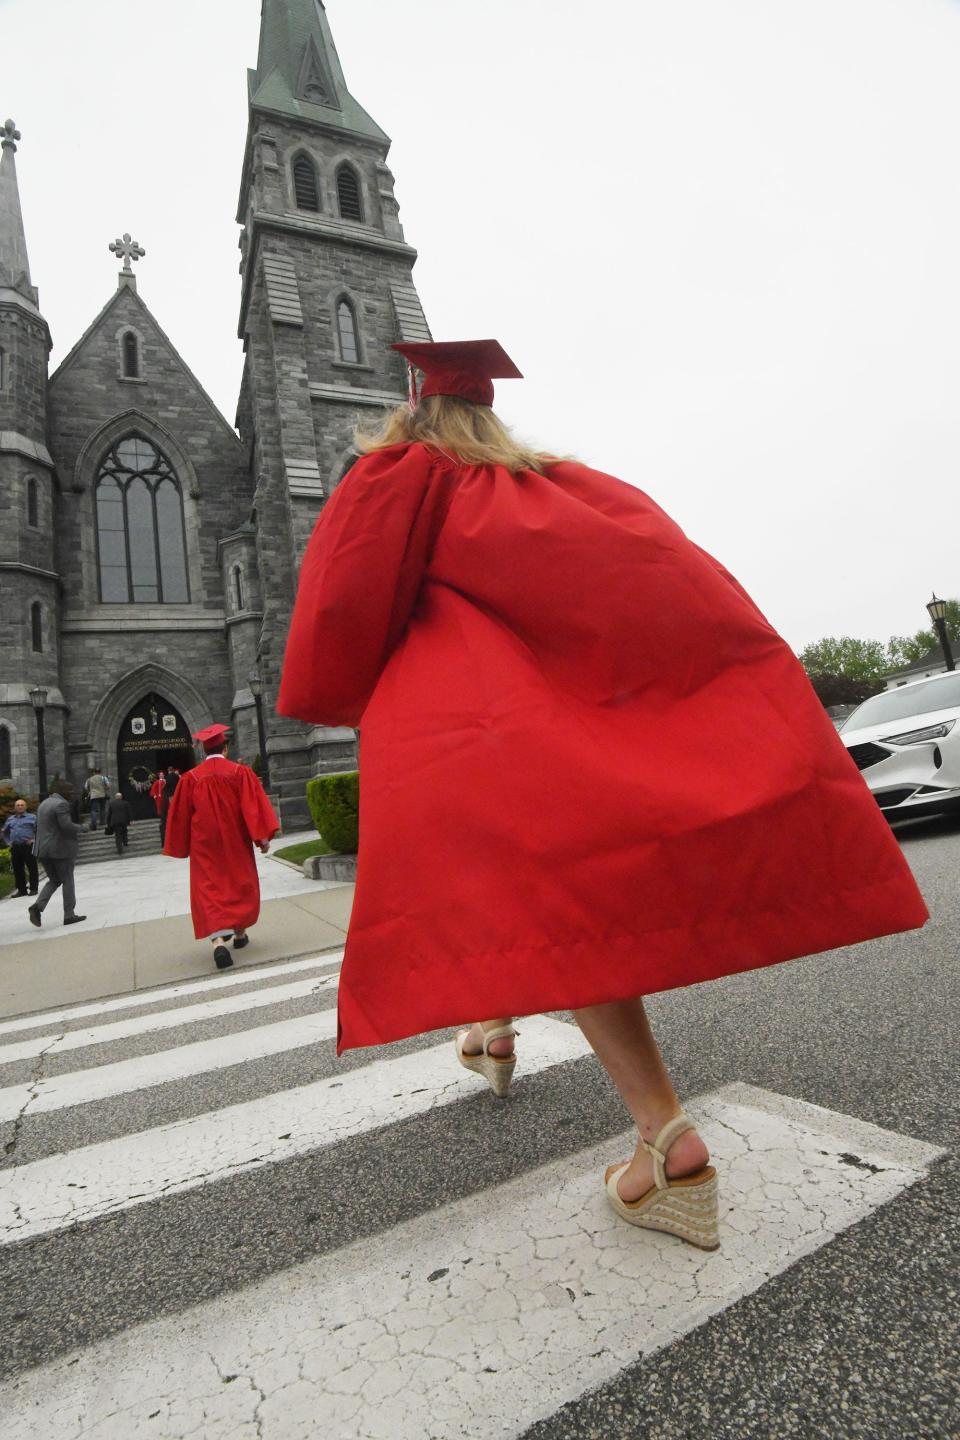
left=250, top=0, right=387, bottom=141
left=0, top=119, right=38, bottom=306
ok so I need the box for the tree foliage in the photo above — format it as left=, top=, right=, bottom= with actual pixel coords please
left=798, top=636, right=890, bottom=686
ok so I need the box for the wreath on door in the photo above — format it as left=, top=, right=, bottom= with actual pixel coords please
left=128, top=765, right=155, bottom=794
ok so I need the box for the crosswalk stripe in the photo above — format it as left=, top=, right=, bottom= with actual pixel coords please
left=0, top=1015, right=589, bottom=1246
left=0, top=1007, right=341, bottom=1124
left=3, top=1084, right=943, bottom=1439
left=0, top=971, right=340, bottom=1065
left=0, top=950, right=345, bottom=1037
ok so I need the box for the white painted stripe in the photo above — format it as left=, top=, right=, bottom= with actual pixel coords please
left=0, top=972, right=340, bottom=1065
left=0, top=950, right=344, bottom=1037
left=0, top=1016, right=589, bottom=1246
left=2, top=1085, right=943, bottom=1439
left=0, top=1007, right=341, bottom=1124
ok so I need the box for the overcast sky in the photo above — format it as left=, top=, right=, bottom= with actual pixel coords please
left=3, top=0, right=959, bottom=654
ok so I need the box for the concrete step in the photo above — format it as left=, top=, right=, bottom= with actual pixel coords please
left=75, top=825, right=164, bottom=866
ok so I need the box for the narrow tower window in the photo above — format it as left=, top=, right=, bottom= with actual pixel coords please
left=336, top=163, right=363, bottom=222
left=30, top=602, right=43, bottom=653
left=27, top=477, right=38, bottom=528
left=0, top=726, right=10, bottom=780
left=337, top=299, right=360, bottom=364
left=122, top=331, right=140, bottom=379
left=233, top=565, right=244, bottom=611
left=293, top=154, right=320, bottom=212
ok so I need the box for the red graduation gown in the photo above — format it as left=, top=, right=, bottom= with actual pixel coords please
left=278, top=443, right=928, bottom=1053
left=163, top=757, right=279, bottom=939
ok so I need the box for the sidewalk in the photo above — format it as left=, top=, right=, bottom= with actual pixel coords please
left=0, top=835, right=354, bottom=1021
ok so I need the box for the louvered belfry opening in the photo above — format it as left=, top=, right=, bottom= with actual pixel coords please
left=336, top=163, right=363, bottom=222
left=122, top=331, right=139, bottom=378
left=293, top=153, right=320, bottom=212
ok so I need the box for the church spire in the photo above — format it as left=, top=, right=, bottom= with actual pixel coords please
left=0, top=118, right=37, bottom=304
left=250, top=0, right=387, bottom=140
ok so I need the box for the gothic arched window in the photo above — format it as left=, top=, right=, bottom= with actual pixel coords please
left=30, top=602, right=43, bottom=653
left=95, top=436, right=190, bottom=604
left=122, top=331, right=140, bottom=379
left=336, top=163, right=363, bottom=222
left=27, top=477, right=38, bottom=528
left=0, top=725, right=10, bottom=779
left=233, top=564, right=244, bottom=611
left=337, top=298, right=360, bottom=364
left=293, top=153, right=320, bottom=212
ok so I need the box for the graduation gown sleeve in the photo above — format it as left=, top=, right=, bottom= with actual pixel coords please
left=162, top=774, right=191, bottom=857
left=238, top=766, right=280, bottom=844
left=278, top=445, right=456, bottom=728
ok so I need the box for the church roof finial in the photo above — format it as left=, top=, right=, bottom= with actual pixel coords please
left=109, top=231, right=146, bottom=290
left=0, top=116, right=37, bottom=303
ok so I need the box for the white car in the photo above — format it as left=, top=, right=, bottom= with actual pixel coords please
left=839, top=671, right=960, bottom=821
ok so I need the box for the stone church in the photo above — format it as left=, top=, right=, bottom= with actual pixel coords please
left=0, top=0, right=431, bottom=826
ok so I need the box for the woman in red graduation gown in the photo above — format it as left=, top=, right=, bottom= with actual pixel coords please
left=164, top=725, right=280, bottom=972
left=278, top=340, right=927, bottom=1248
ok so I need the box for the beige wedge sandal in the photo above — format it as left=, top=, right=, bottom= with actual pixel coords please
left=455, top=1024, right=517, bottom=1098
left=605, top=1113, right=719, bottom=1250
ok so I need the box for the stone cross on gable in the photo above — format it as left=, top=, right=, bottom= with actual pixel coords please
left=109, top=232, right=146, bottom=274
left=1, top=118, right=22, bottom=151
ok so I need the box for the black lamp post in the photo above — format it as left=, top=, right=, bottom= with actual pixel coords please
left=926, top=594, right=956, bottom=673
left=248, top=669, right=271, bottom=791
left=28, top=686, right=48, bottom=797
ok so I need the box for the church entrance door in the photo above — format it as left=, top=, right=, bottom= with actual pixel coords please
left=117, top=693, right=196, bottom=820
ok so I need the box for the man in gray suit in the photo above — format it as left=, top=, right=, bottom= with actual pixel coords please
left=29, top=780, right=89, bottom=929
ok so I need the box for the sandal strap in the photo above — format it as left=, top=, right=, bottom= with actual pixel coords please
left=641, top=1113, right=695, bottom=1190
left=481, top=1024, right=517, bottom=1054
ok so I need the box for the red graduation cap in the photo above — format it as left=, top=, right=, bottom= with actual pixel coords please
left=392, top=339, right=522, bottom=408
left=192, top=723, right=231, bottom=751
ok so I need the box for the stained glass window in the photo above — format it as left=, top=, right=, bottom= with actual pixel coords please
left=94, top=437, right=190, bottom=604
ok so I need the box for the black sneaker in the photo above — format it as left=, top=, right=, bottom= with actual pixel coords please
left=213, top=945, right=234, bottom=970
left=233, top=934, right=250, bottom=950
left=64, top=915, right=87, bottom=926
left=28, top=905, right=41, bottom=928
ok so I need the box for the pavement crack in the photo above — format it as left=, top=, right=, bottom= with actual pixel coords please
left=2, top=1031, right=63, bottom=1162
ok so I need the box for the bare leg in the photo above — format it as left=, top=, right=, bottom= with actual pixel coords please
left=234, top=926, right=247, bottom=940
left=573, top=997, right=709, bottom=1202
left=459, top=1017, right=515, bottom=1059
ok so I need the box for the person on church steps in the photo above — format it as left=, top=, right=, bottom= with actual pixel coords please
left=105, top=792, right=132, bottom=855
left=277, top=338, right=928, bottom=1251
left=163, top=725, right=279, bottom=971
left=29, top=780, right=89, bottom=929
left=2, top=799, right=39, bottom=898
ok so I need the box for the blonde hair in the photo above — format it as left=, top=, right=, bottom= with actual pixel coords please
left=355, top=394, right=554, bottom=475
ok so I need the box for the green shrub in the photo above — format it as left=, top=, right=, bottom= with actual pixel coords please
left=0, top=847, right=11, bottom=876
left=306, top=771, right=359, bottom=854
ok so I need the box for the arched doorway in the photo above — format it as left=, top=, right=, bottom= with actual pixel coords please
left=117, top=693, right=196, bottom=819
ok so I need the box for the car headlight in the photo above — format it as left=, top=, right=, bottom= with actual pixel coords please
left=879, top=720, right=956, bottom=746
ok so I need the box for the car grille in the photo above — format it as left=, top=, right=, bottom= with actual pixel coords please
left=847, top=742, right=892, bottom=771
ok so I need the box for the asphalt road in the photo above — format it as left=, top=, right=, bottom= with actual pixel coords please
left=0, top=816, right=957, bottom=1438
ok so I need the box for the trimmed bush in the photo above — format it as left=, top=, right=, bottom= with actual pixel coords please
left=306, top=771, right=359, bottom=854
left=0, top=847, right=11, bottom=876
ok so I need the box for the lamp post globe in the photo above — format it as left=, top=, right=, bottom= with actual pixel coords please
left=248, top=670, right=271, bottom=790
left=926, top=593, right=956, bottom=673
left=28, top=686, right=49, bottom=797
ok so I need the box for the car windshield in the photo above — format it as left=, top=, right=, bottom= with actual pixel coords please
left=842, top=673, right=960, bottom=730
